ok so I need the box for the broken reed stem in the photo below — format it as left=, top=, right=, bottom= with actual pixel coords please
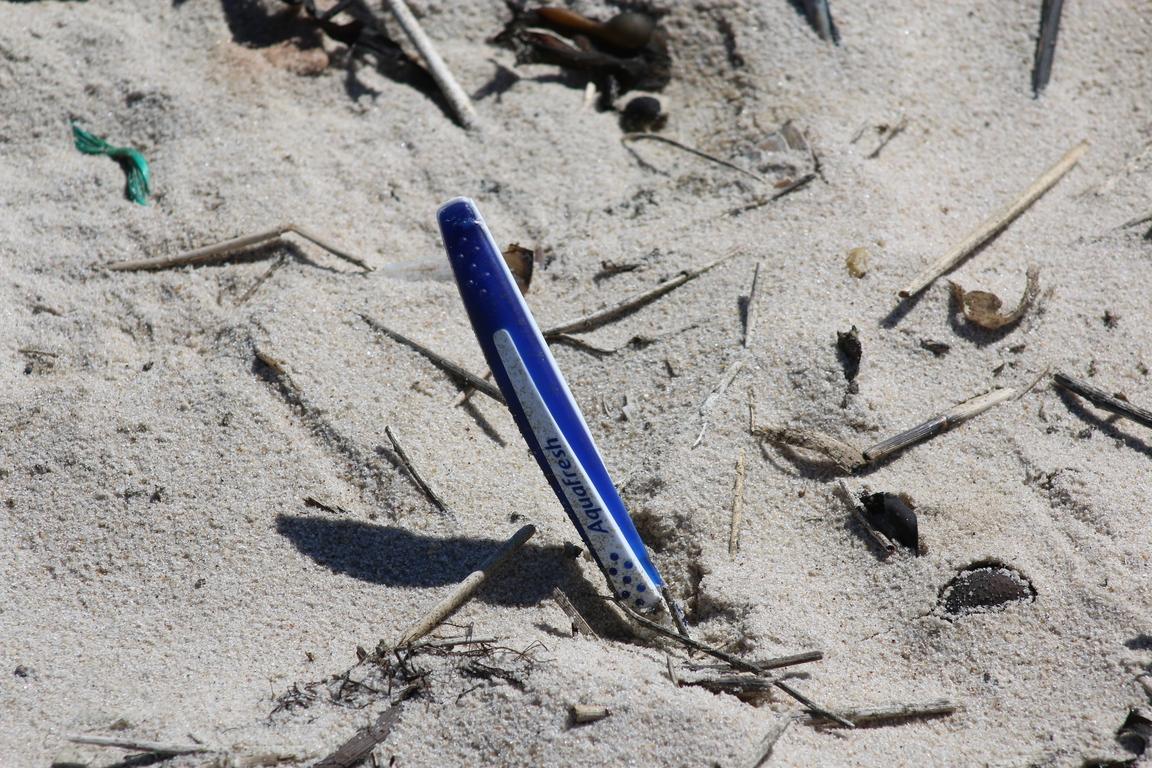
left=408, top=636, right=496, bottom=650
left=621, top=133, right=767, bottom=183
left=1053, top=372, right=1152, bottom=430
left=728, top=449, right=747, bottom=556
left=862, top=387, right=1017, bottom=464
left=544, top=250, right=737, bottom=337
left=314, top=684, right=420, bottom=768
left=383, top=0, right=478, bottom=130
left=570, top=704, right=611, bottom=724
left=551, top=587, right=599, bottom=639
left=898, top=140, right=1088, bottom=299
left=385, top=425, right=454, bottom=516
left=804, top=699, right=958, bottom=728
left=66, top=736, right=212, bottom=755
left=615, top=602, right=848, bottom=724
left=108, top=224, right=371, bottom=272
left=394, top=524, right=536, bottom=647
left=360, top=313, right=505, bottom=403
left=837, top=479, right=895, bottom=555
left=744, top=716, right=792, bottom=768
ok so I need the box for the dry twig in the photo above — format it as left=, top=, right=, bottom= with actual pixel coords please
left=385, top=425, right=455, bottom=516
left=361, top=313, right=505, bottom=403
left=622, top=133, right=767, bottom=183
left=543, top=251, right=737, bottom=337
left=314, top=684, right=420, bottom=768
left=862, top=387, right=1017, bottom=463
left=394, top=525, right=536, bottom=647
left=109, top=224, right=371, bottom=272
left=1053, top=372, right=1152, bottom=430
left=383, top=0, right=478, bottom=129
left=804, top=699, right=958, bottom=728
left=66, top=736, right=212, bottom=755
left=751, top=424, right=865, bottom=473
left=744, top=716, right=793, bottom=768
left=898, top=140, right=1087, bottom=299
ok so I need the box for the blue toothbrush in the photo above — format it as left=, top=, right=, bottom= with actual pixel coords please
left=438, top=197, right=666, bottom=614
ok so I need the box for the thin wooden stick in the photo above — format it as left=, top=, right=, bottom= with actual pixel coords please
left=728, top=449, right=747, bottom=556
left=744, top=716, right=792, bottom=768
left=360, top=313, right=505, bottom=403
left=804, top=699, right=958, bottom=728
left=108, top=224, right=371, bottom=272
left=543, top=251, right=737, bottom=337
left=408, top=636, right=496, bottom=650
left=383, top=0, right=478, bottom=130
left=615, top=602, right=848, bottom=726
left=394, top=525, right=536, bottom=647
left=1053, top=372, right=1152, bottom=429
left=314, top=684, right=419, bottom=768
left=385, top=425, right=454, bottom=516
left=862, top=387, right=1017, bottom=464
left=898, top=140, right=1087, bottom=299
left=622, top=133, right=767, bottom=183
left=66, top=736, right=212, bottom=755
left=552, top=587, right=599, bottom=639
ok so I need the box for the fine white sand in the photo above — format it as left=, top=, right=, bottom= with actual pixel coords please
left=2, top=1, right=1152, bottom=766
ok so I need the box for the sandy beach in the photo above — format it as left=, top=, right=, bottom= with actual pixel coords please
left=2, top=1, right=1151, bottom=766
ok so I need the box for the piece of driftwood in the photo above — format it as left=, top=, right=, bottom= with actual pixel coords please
left=552, top=587, right=599, bottom=639
left=743, top=716, right=792, bottom=768
left=394, top=525, right=536, bottom=647
left=950, top=265, right=1041, bottom=330
left=622, top=133, right=767, bottom=183
left=804, top=699, right=958, bottom=728
left=1053, top=372, right=1152, bottom=430
left=898, top=141, right=1087, bottom=299
left=313, top=684, right=420, bottom=768
left=729, top=449, right=747, bottom=556
left=1032, top=0, right=1065, bottom=96
left=66, top=735, right=212, bottom=755
left=616, top=603, right=848, bottom=726
left=544, top=251, right=736, bottom=337
left=108, top=224, right=371, bottom=272
left=862, top=387, right=1017, bottom=463
left=360, top=313, right=505, bottom=403
left=383, top=0, right=478, bottom=129
left=385, top=425, right=455, bottom=516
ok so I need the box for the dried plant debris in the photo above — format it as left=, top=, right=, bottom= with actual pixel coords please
left=502, top=243, right=535, bottom=294
left=1032, top=0, right=1066, bottom=96
left=837, top=326, right=862, bottom=385
left=860, top=493, right=920, bottom=554
left=950, top=265, right=1041, bottom=330
left=939, top=563, right=1035, bottom=618
left=919, top=339, right=951, bottom=357
left=846, top=247, right=870, bottom=278
left=494, top=5, right=670, bottom=104
left=570, top=704, right=611, bottom=725
left=752, top=424, right=866, bottom=473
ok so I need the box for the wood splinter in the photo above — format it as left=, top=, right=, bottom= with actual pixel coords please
left=393, top=524, right=536, bottom=648
left=385, top=425, right=455, bottom=516
left=898, top=140, right=1087, bottom=300
left=108, top=224, right=371, bottom=272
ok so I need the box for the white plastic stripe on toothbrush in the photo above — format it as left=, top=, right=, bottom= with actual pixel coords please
left=438, top=196, right=665, bottom=613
